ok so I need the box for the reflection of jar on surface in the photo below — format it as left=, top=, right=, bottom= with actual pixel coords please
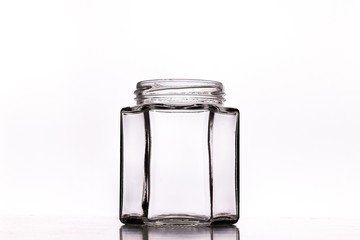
left=120, top=225, right=240, bottom=240
left=120, top=79, right=239, bottom=226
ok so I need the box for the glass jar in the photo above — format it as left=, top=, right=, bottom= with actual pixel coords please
left=120, top=79, right=239, bottom=226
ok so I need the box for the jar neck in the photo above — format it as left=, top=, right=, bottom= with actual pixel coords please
left=134, top=79, right=225, bottom=105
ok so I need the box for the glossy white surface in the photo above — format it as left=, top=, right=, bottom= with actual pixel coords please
left=1, top=217, right=360, bottom=240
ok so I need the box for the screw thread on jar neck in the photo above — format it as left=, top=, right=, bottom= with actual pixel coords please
left=134, top=79, right=225, bottom=105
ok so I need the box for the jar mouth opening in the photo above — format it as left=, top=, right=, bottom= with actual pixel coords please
left=137, top=78, right=223, bottom=86
left=134, top=79, right=225, bottom=105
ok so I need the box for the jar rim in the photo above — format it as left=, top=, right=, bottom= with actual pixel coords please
left=134, top=79, right=225, bottom=105
left=137, top=78, right=223, bottom=86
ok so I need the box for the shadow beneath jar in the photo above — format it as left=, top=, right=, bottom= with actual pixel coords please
left=119, top=224, right=239, bottom=240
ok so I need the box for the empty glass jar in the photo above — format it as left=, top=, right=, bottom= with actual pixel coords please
left=120, top=79, right=239, bottom=226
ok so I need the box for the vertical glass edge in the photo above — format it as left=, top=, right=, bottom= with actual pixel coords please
left=208, top=107, right=215, bottom=220
left=236, top=109, right=240, bottom=221
left=119, top=109, right=124, bottom=223
left=142, top=109, right=151, bottom=221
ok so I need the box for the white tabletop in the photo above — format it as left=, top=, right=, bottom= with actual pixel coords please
left=1, top=217, right=360, bottom=240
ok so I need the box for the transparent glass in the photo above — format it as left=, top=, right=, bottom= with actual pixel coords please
left=120, top=79, right=239, bottom=226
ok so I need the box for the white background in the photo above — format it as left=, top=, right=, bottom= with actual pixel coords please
left=0, top=0, right=360, bottom=218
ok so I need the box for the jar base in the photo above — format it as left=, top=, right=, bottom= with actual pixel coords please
left=121, top=214, right=239, bottom=226
left=146, top=214, right=210, bottom=226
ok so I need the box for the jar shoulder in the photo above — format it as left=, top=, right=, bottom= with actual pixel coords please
left=121, top=104, right=239, bottom=115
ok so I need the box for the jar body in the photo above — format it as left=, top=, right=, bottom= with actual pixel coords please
left=120, top=103, right=239, bottom=225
